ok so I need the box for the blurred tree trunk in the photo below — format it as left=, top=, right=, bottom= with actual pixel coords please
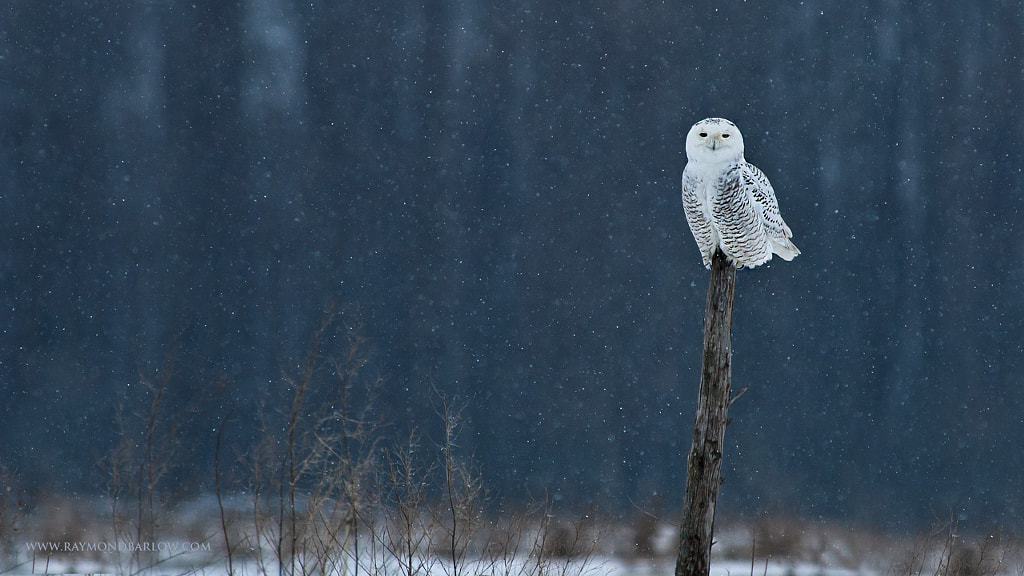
left=676, top=249, right=735, bottom=576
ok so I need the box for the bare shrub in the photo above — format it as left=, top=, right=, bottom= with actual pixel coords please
left=468, top=501, right=600, bottom=576
left=619, top=497, right=665, bottom=559
left=378, top=432, right=436, bottom=576
left=630, top=510, right=660, bottom=558
left=531, top=506, right=601, bottom=576
left=77, top=307, right=602, bottom=576
left=100, top=344, right=217, bottom=575
left=430, top=397, right=484, bottom=576
left=749, top=513, right=807, bottom=561
left=892, top=516, right=1015, bottom=576
left=239, top=306, right=383, bottom=576
left=0, top=461, right=26, bottom=565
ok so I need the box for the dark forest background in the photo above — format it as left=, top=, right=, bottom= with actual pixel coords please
left=2, top=1, right=1023, bottom=533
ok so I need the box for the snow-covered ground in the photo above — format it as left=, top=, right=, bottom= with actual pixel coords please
left=4, top=555, right=884, bottom=576
left=3, top=497, right=1017, bottom=576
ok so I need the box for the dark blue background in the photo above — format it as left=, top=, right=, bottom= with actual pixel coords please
left=2, top=1, right=1023, bottom=532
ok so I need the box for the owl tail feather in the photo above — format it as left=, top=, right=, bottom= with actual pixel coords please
left=771, top=238, right=801, bottom=261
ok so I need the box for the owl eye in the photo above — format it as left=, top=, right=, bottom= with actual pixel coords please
left=722, top=133, right=730, bottom=138
left=699, top=132, right=708, bottom=138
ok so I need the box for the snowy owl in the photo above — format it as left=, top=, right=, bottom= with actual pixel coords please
left=681, top=118, right=800, bottom=269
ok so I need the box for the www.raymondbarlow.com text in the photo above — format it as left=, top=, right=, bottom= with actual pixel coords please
left=25, top=541, right=212, bottom=553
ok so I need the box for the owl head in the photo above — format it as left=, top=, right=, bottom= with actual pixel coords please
left=685, top=117, right=744, bottom=163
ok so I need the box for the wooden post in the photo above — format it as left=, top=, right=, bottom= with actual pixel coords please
left=675, top=248, right=736, bottom=576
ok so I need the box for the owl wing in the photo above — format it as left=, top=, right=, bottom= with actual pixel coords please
left=681, top=167, right=715, bottom=269
left=714, top=164, right=773, bottom=268
left=741, top=162, right=800, bottom=261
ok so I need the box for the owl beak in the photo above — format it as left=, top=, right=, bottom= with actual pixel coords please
left=708, top=137, right=720, bottom=151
